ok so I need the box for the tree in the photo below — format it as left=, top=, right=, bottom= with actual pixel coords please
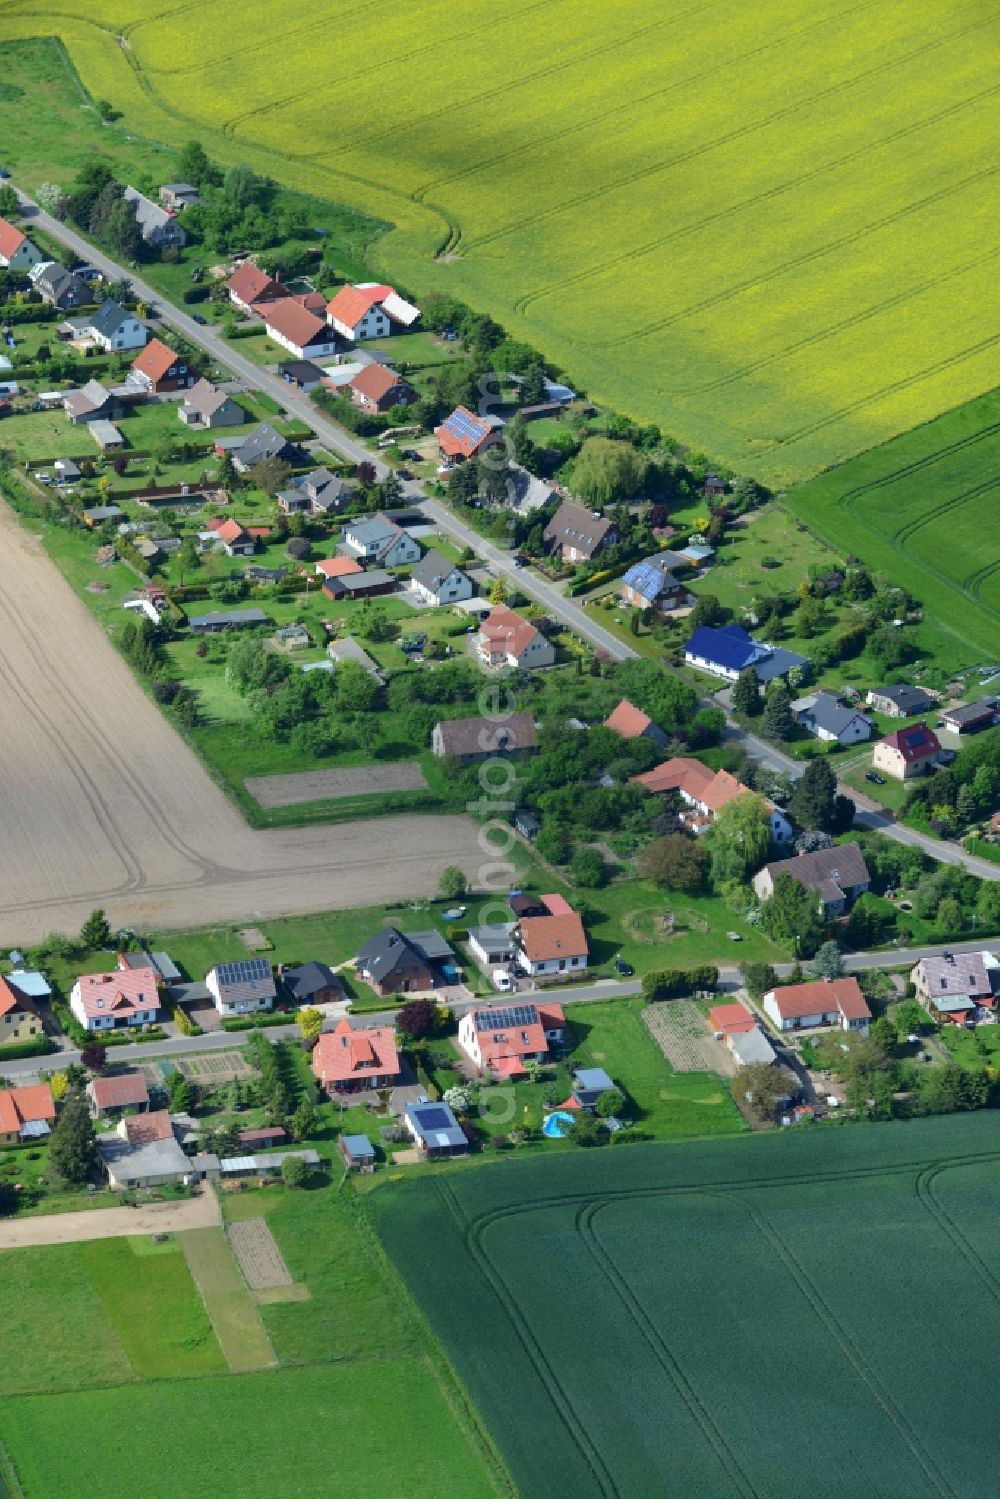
left=177, top=536, right=200, bottom=584
left=438, top=865, right=468, bottom=900
left=762, top=682, right=793, bottom=741
left=705, top=794, right=772, bottom=888
left=636, top=834, right=708, bottom=892
left=290, top=1098, right=317, bottom=1142
left=687, top=594, right=726, bottom=630
left=48, top=1071, right=70, bottom=1104
left=443, top=1085, right=472, bottom=1116
left=167, top=1070, right=194, bottom=1113
left=739, top=962, right=778, bottom=999
left=570, top=1109, right=606, bottom=1146
left=595, top=1087, right=625, bottom=1118
left=80, top=909, right=112, bottom=950
left=297, top=1007, right=323, bottom=1043
left=571, top=437, right=644, bottom=505
left=176, top=140, right=220, bottom=188
left=397, top=998, right=438, bottom=1039
left=488, top=575, right=507, bottom=606
left=789, top=759, right=837, bottom=832
left=35, top=181, right=65, bottom=214
left=732, top=666, right=762, bottom=718
left=535, top=824, right=571, bottom=864
left=249, top=457, right=292, bottom=497
left=0, top=185, right=18, bottom=218
left=569, top=846, right=608, bottom=888
left=735, top=1062, right=791, bottom=1122
left=894, top=999, right=926, bottom=1037
left=936, top=895, right=963, bottom=933
left=48, top=1092, right=97, bottom=1184
left=809, top=939, right=844, bottom=980
left=281, top=1153, right=309, bottom=1188
left=80, top=1042, right=107, bottom=1074
left=759, top=873, right=825, bottom=957
left=106, top=198, right=144, bottom=261
left=869, top=1015, right=897, bottom=1052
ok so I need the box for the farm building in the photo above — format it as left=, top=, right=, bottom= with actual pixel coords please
left=866, top=684, right=936, bottom=718
left=189, top=608, right=269, bottom=633
left=404, top=1099, right=467, bottom=1158
left=97, top=1133, right=191, bottom=1190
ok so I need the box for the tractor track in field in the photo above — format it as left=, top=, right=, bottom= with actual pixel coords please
left=891, top=474, right=1000, bottom=547
left=577, top=1199, right=759, bottom=1499
left=512, top=72, right=1000, bottom=319
left=478, top=9, right=998, bottom=258
left=914, top=1163, right=1000, bottom=1307
left=835, top=419, right=1000, bottom=516
left=435, top=1179, right=622, bottom=1499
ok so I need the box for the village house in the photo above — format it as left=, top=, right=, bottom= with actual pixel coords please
left=326, top=636, right=383, bottom=677
left=227, top=262, right=283, bottom=314
left=189, top=607, right=269, bottom=633
left=205, top=958, right=276, bottom=1017
left=910, top=950, right=999, bottom=1025
left=435, top=405, right=504, bottom=465
left=29, top=260, right=90, bottom=309
left=129, top=337, right=194, bottom=394
left=866, top=683, right=936, bottom=718
left=262, top=299, right=340, bottom=360
left=683, top=623, right=809, bottom=685
left=179, top=379, right=245, bottom=428
left=513, top=894, right=588, bottom=979
left=457, top=999, right=566, bottom=1078
left=753, top=843, right=871, bottom=918
left=63, top=379, right=125, bottom=424
left=475, top=605, right=556, bottom=671
left=604, top=699, right=669, bottom=748
left=404, top=1098, right=467, bottom=1158
left=230, top=421, right=304, bottom=474
left=0, top=975, right=43, bottom=1045
left=0, top=217, right=44, bottom=272
left=431, top=710, right=536, bottom=762
left=762, top=977, right=871, bottom=1033
left=872, top=723, right=943, bottom=781
left=281, top=962, right=345, bottom=1007
left=619, top=557, right=692, bottom=613
left=322, top=570, right=397, bottom=602
left=791, top=690, right=873, bottom=745
left=341, top=513, right=421, bottom=567
left=325, top=283, right=420, bottom=341
left=315, top=554, right=364, bottom=582
left=69, top=962, right=160, bottom=1032
left=939, top=700, right=999, bottom=735
left=124, top=186, right=186, bottom=249
left=348, top=363, right=416, bottom=412
left=215, top=518, right=256, bottom=557
left=98, top=1130, right=191, bottom=1190
left=159, top=183, right=202, bottom=211
left=632, top=757, right=792, bottom=842
left=87, top=1072, right=150, bottom=1118
left=356, top=929, right=457, bottom=996
left=408, top=550, right=473, bottom=606
left=0, top=1083, right=55, bottom=1145
left=299, top=467, right=355, bottom=515
left=312, top=1017, right=401, bottom=1094
left=544, top=499, right=617, bottom=563
left=71, top=299, right=147, bottom=353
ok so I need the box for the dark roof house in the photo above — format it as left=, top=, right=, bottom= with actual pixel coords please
left=544, top=500, right=617, bottom=561
left=431, top=711, right=536, bottom=761
left=753, top=843, right=870, bottom=917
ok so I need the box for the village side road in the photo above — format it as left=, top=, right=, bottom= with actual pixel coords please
left=17, top=196, right=999, bottom=888
left=0, top=1187, right=219, bottom=1250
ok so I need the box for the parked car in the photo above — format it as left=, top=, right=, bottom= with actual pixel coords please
left=865, top=771, right=885, bottom=785
left=192, top=313, right=207, bottom=325
left=614, top=957, right=634, bottom=977
left=402, top=449, right=422, bottom=461
left=492, top=970, right=513, bottom=992
left=397, top=468, right=414, bottom=481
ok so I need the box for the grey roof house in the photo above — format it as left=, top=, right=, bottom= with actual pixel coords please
left=356, top=929, right=457, bottom=996
left=791, top=690, right=873, bottom=745
left=282, top=962, right=345, bottom=1006
left=205, top=957, right=276, bottom=1016
left=409, top=550, right=473, bottom=606
left=431, top=710, right=536, bottom=761
left=866, top=684, right=936, bottom=718
left=753, top=843, right=871, bottom=919
left=231, top=422, right=305, bottom=473
left=124, top=186, right=186, bottom=249
left=31, top=261, right=91, bottom=309
left=342, top=513, right=421, bottom=567
left=180, top=379, right=245, bottom=429
left=544, top=499, right=617, bottom=562
left=73, top=299, right=147, bottom=352
left=189, top=607, right=269, bottom=633
left=63, top=379, right=124, bottom=424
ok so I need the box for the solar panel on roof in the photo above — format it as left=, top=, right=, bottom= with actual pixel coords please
left=216, top=958, right=271, bottom=983
left=477, top=1004, right=537, bottom=1032
left=416, top=1106, right=452, bottom=1130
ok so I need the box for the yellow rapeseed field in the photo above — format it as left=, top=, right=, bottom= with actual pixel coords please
left=1, top=0, right=998, bottom=483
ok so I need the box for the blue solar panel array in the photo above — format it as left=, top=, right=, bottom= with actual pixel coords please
left=415, top=1106, right=452, bottom=1130
left=215, top=958, right=272, bottom=984
left=444, top=408, right=487, bottom=442
left=477, top=1005, right=537, bottom=1032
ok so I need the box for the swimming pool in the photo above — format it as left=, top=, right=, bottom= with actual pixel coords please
left=542, top=1111, right=575, bottom=1139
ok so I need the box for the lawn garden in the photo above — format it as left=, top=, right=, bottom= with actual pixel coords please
left=373, top=1112, right=1000, bottom=1499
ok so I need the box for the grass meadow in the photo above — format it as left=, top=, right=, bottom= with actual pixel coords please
left=787, top=389, right=1000, bottom=662
left=374, top=1114, right=1000, bottom=1499
left=0, top=10, right=997, bottom=483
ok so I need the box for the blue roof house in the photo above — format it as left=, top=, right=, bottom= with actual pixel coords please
left=684, top=624, right=810, bottom=685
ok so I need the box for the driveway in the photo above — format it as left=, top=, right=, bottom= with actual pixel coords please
left=0, top=1187, right=220, bottom=1249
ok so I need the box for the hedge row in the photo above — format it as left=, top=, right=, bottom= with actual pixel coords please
left=0, top=1034, right=55, bottom=1061
left=641, top=966, right=719, bottom=1001
left=220, top=1011, right=293, bottom=1032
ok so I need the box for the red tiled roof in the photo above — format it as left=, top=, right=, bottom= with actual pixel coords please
left=479, top=605, right=540, bottom=661
left=708, top=1003, right=757, bottom=1035
left=74, top=967, right=158, bottom=1021
left=880, top=723, right=941, bottom=762
left=0, top=1083, right=54, bottom=1135
left=767, top=977, right=870, bottom=1023
left=0, top=218, right=26, bottom=261
left=217, top=518, right=248, bottom=544
left=0, top=975, right=38, bottom=1019
left=605, top=699, right=652, bottom=739
left=263, top=298, right=330, bottom=349
left=227, top=262, right=281, bottom=304
left=436, top=406, right=494, bottom=459
left=90, top=1073, right=149, bottom=1109
left=315, top=556, right=364, bottom=578
left=326, top=284, right=393, bottom=330
left=518, top=912, right=588, bottom=963
left=349, top=363, right=406, bottom=402
left=312, top=1017, right=400, bottom=1087
left=123, top=1109, right=173, bottom=1146
left=540, top=895, right=574, bottom=918
left=632, top=757, right=715, bottom=796
left=130, top=337, right=180, bottom=384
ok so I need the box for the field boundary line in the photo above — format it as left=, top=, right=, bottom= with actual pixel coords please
left=914, top=1163, right=1000, bottom=1306
left=179, top=1226, right=276, bottom=1374
left=578, top=1200, right=758, bottom=1498
left=435, top=1179, right=622, bottom=1499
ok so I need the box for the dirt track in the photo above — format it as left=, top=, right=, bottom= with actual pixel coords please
left=0, top=503, right=482, bottom=943
left=0, top=1189, right=220, bottom=1249
left=246, top=762, right=427, bottom=808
